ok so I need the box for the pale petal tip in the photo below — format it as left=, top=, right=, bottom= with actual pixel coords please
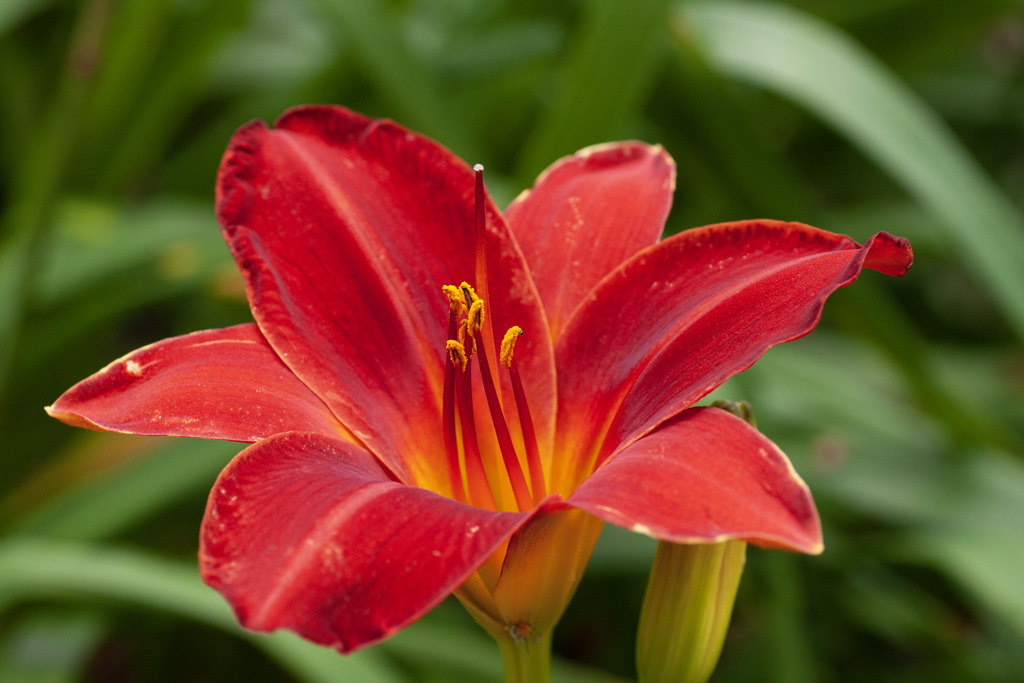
left=43, top=401, right=71, bottom=421
left=44, top=403, right=100, bottom=431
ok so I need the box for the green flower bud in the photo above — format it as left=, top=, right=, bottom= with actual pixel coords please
left=636, top=540, right=747, bottom=683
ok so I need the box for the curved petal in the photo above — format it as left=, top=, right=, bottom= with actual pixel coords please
left=216, top=106, right=554, bottom=483
left=553, top=223, right=912, bottom=489
left=45, top=324, right=341, bottom=442
left=568, top=407, right=822, bottom=553
left=505, top=142, right=675, bottom=339
left=199, top=432, right=551, bottom=653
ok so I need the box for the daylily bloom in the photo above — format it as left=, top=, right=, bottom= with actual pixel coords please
left=47, top=105, right=912, bottom=674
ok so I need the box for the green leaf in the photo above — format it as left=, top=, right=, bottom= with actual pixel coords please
left=732, top=333, right=1024, bottom=641
left=0, top=0, right=45, bottom=36
left=904, top=520, right=1024, bottom=640
left=0, top=610, right=107, bottom=683
left=0, top=1, right=109, bottom=405
left=316, top=0, right=476, bottom=159
left=679, top=0, right=1024, bottom=340
left=516, top=0, right=672, bottom=181
left=35, top=198, right=227, bottom=305
left=6, top=437, right=234, bottom=542
left=86, top=0, right=254, bottom=193
left=0, top=539, right=407, bottom=683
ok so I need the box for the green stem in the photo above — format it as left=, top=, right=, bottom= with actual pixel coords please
left=497, top=630, right=552, bottom=683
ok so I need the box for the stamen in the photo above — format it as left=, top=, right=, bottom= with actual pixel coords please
left=442, top=346, right=466, bottom=502
left=435, top=168, right=547, bottom=511
left=460, top=281, right=478, bottom=308
left=453, top=361, right=499, bottom=510
left=500, top=326, right=523, bottom=370
left=468, top=299, right=485, bottom=331
left=446, top=340, right=468, bottom=372
left=503, top=329, right=546, bottom=501
left=458, top=319, right=475, bottom=356
left=474, top=330, right=534, bottom=512
left=444, top=285, right=462, bottom=353
left=443, top=284, right=467, bottom=315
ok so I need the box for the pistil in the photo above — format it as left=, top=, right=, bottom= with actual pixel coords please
left=473, top=165, right=491, bottom=330
left=471, top=165, right=501, bottom=396
left=435, top=164, right=549, bottom=513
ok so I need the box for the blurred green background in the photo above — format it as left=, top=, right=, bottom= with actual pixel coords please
left=2, top=0, right=1023, bottom=681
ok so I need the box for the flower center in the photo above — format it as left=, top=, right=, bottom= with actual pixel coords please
left=438, top=166, right=545, bottom=512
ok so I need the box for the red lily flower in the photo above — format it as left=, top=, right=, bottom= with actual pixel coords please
left=47, top=105, right=912, bottom=656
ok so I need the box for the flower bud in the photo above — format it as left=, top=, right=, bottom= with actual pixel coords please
left=636, top=539, right=747, bottom=683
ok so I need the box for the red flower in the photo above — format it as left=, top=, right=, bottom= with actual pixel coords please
left=47, top=105, right=912, bottom=654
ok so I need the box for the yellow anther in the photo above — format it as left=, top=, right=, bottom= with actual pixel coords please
left=500, top=326, right=523, bottom=369
left=442, top=284, right=467, bottom=314
left=457, top=319, right=476, bottom=355
left=468, top=299, right=485, bottom=330
left=446, top=340, right=468, bottom=371
left=459, top=281, right=479, bottom=307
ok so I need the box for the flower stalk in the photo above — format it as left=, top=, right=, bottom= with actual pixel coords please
left=497, top=629, right=553, bottom=683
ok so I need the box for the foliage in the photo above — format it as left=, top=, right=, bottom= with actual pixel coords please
left=1, top=0, right=1022, bottom=680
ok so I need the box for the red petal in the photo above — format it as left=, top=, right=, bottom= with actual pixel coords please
left=216, top=106, right=554, bottom=481
left=46, top=324, right=340, bottom=442
left=200, top=432, right=544, bottom=653
left=506, top=142, right=675, bottom=339
left=568, top=407, right=822, bottom=553
left=553, top=223, right=912, bottom=483
left=862, top=230, right=914, bottom=276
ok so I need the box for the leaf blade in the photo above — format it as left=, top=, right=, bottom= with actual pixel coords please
left=681, top=0, right=1024, bottom=340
